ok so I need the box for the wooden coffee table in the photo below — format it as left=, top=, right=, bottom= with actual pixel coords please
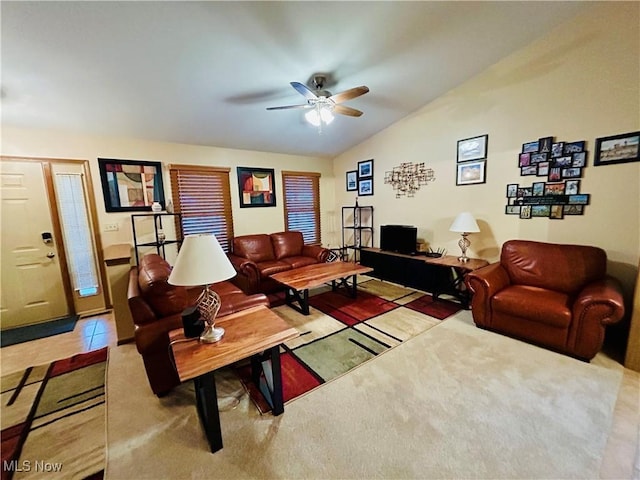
left=169, top=305, right=299, bottom=453
left=270, top=261, right=374, bottom=315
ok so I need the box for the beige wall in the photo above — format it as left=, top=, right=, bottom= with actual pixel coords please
left=333, top=2, right=640, bottom=298
left=1, top=3, right=638, bottom=296
left=1, top=129, right=336, bottom=251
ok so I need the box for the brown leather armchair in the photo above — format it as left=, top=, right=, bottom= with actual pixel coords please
left=227, top=231, right=329, bottom=294
left=128, top=253, right=269, bottom=396
left=465, top=240, right=625, bottom=361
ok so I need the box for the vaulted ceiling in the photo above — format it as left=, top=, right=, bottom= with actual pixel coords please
left=1, top=1, right=588, bottom=157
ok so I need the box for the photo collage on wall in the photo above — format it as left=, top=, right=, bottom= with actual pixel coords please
left=505, top=136, right=590, bottom=219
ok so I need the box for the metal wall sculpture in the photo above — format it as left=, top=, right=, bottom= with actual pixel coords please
left=384, top=162, right=435, bottom=198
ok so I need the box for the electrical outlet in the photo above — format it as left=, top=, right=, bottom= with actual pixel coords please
left=104, top=223, right=119, bottom=232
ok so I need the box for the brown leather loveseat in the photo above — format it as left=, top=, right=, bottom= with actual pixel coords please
left=465, top=240, right=625, bottom=361
left=227, top=231, right=330, bottom=294
left=128, top=253, right=269, bottom=396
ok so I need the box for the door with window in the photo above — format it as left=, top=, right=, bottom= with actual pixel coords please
left=0, top=158, right=105, bottom=329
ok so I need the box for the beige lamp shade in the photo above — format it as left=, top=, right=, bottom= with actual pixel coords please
left=168, top=234, right=236, bottom=286
left=449, top=212, right=480, bottom=233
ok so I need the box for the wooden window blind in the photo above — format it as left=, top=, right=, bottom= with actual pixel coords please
left=169, top=165, right=234, bottom=251
left=282, top=170, right=321, bottom=245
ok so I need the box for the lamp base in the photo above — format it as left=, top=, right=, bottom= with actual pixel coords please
left=458, top=255, right=470, bottom=263
left=200, top=325, right=225, bottom=343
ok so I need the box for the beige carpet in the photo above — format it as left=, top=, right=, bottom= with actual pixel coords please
left=105, top=310, right=636, bottom=479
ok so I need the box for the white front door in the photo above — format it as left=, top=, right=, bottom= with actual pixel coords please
left=0, top=160, right=69, bottom=329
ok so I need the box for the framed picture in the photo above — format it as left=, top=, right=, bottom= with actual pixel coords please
left=563, top=204, right=584, bottom=215
left=520, top=205, right=532, bottom=219
left=358, top=178, right=373, bottom=196
left=518, top=153, right=531, bottom=167
left=358, top=159, right=374, bottom=178
left=565, top=179, right=580, bottom=195
left=537, top=161, right=550, bottom=176
left=237, top=167, right=276, bottom=208
left=532, top=182, right=545, bottom=196
left=522, top=141, right=539, bottom=153
left=506, top=183, right=518, bottom=198
left=572, top=152, right=587, bottom=167
left=521, top=165, right=538, bottom=176
left=561, top=167, right=582, bottom=179
left=564, top=141, right=585, bottom=154
left=538, top=136, right=553, bottom=153
left=550, top=205, right=564, bottom=220
left=505, top=205, right=521, bottom=215
left=346, top=170, right=358, bottom=191
left=568, top=194, right=590, bottom=205
left=594, top=131, right=640, bottom=166
left=531, top=152, right=548, bottom=164
left=457, top=134, right=488, bottom=162
left=551, top=142, right=565, bottom=158
left=98, top=158, right=165, bottom=212
left=456, top=160, right=486, bottom=185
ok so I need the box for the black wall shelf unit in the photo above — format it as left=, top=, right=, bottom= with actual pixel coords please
left=131, top=212, right=182, bottom=265
left=341, top=204, right=373, bottom=262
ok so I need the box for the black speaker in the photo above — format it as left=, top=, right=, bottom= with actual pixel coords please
left=182, top=306, right=204, bottom=338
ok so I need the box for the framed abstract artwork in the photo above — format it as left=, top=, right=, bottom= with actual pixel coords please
left=237, top=167, right=276, bottom=207
left=98, top=158, right=165, bottom=212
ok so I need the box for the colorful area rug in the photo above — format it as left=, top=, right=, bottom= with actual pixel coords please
left=241, top=278, right=462, bottom=413
left=1, top=316, right=79, bottom=348
left=0, top=347, right=107, bottom=480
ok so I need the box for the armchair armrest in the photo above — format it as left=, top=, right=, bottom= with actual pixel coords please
left=302, top=244, right=329, bottom=262
left=573, top=276, right=625, bottom=327
left=465, top=263, right=511, bottom=328
left=570, top=276, right=625, bottom=359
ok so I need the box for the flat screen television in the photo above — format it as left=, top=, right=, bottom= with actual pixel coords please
left=380, top=225, right=417, bottom=255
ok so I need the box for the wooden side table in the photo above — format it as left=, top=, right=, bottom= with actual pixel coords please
left=424, top=255, right=489, bottom=307
left=169, top=305, right=299, bottom=453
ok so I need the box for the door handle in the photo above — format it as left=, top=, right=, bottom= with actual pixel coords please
left=46, top=252, right=55, bottom=259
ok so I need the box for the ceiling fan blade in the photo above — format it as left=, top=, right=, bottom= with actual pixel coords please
left=329, top=86, right=369, bottom=104
left=290, top=82, right=318, bottom=101
left=266, top=104, right=312, bottom=111
left=334, top=104, right=364, bottom=117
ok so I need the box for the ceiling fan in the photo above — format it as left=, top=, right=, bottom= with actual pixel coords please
left=266, top=75, right=369, bottom=127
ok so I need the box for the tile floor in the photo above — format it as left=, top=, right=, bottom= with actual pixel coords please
left=0, top=313, right=118, bottom=376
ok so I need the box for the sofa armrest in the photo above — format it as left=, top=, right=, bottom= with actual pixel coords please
left=465, top=263, right=511, bottom=327
left=227, top=253, right=261, bottom=294
left=134, top=313, right=183, bottom=355
left=302, top=244, right=329, bottom=263
left=127, top=267, right=157, bottom=326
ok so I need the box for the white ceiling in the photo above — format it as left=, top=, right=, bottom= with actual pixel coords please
left=1, top=1, right=589, bottom=158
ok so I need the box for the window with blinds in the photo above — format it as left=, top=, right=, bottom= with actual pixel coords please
left=282, top=170, right=321, bottom=245
left=169, top=165, right=234, bottom=251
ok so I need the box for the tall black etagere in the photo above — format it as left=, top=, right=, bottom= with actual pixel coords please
left=341, top=204, right=373, bottom=262
left=131, top=212, right=182, bottom=265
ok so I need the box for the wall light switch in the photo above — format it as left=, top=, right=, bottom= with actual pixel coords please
left=104, top=223, right=119, bottom=232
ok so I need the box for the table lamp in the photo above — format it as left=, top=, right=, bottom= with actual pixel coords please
left=168, top=234, right=236, bottom=343
left=449, top=212, right=480, bottom=263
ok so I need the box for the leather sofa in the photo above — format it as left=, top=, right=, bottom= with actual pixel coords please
left=465, top=240, right=625, bottom=361
left=227, top=231, right=330, bottom=294
left=127, top=253, right=269, bottom=396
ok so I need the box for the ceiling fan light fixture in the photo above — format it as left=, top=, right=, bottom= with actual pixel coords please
left=305, top=108, right=321, bottom=127
left=320, top=107, right=334, bottom=125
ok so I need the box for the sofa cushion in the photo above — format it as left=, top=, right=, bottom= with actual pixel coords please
left=282, top=256, right=318, bottom=269
left=271, top=231, right=304, bottom=259
left=233, top=234, right=275, bottom=263
left=137, top=254, right=188, bottom=318
left=492, top=285, right=572, bottom=328
left=257, top=260, right=293, bottom=278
